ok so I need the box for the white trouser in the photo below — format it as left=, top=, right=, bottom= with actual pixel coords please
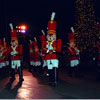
left=6, top=61, right=9, bottom=66
left=46, top=59, right=59, bottom=70
left=30, top=61, right=35, bottom=66
left=11, top=60, right=21, bottom=69
left=42, top=60, right=47, bottom=68
left=70, top=60, right=79, bottom=67
left=0, top=63, right=6, bottom=68
left=35, top=61, right=41, bottom=66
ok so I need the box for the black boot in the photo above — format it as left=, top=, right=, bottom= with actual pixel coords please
left=52, top=67, right=58, bottom=86
left=43, top=66, right=48, bottom=76
left=75, top=65, right=80, bottom=78
left=10, top=68, right=15, bottom=81
left=36, top=66, right=40, bottom=76
left=2, top=67, right=4, bottom=78
left=32, top=66, right=38, bottom=76
left=28, top=65, right=32, bottom=73
left=41, top=67, right=48, bottom=76
left=48, top=69, right=53, bottom=85
left=68, top=67, right=73, bottom=77
left=18, top=67, right=24, bottom=82
left=0, top=68, right=2, bottom=79
left=38, top=65, right=43, bottom=76
left=96, top=67, right=100, bottom=81
left=3, top=67, right=8, bottom=77
left=6, top=66, right=10, bottom=76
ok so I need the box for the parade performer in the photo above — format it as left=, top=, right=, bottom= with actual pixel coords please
left=41, top=12, right=62, bottom=86
left=29, top=39, right=34, bottom=72
left=67, top=27, right=80, bottom=77
left=40, top=30, right=48, bottom=76
left=97, top=37, right=100, bottom=80
left=3, top=38, right=10, bottom=75
left=8, top=23, right=24, bottom=81
left=32, top=37, right=41, bottom=76
left=0, top=39, right=6, bottom=78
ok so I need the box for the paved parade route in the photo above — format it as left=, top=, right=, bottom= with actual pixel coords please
left=0, top=69, right=100, bottom=99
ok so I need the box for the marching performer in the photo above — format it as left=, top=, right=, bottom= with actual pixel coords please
left=29, top=39, right=34, bottom=72
left=33, top=37, right=41, bottom=76
left=40, top=30, right=48, bottom=76
left=97, top=37, right=100, bottom=80
left=8, top=23, right=24, bottom=81
left=41, top=12, right=62, bottom=86
left=67, top=27, right=80, bottom=77
left=3, top=38, right=10, bottom=75
left=0, top=39, right=6, bottom=78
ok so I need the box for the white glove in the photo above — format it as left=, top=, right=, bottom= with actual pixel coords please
left=0, top=54, right=2, bottom=57
left=76, top=49, right=80, bottom=55
left=11, top=51, right=17, bottom=55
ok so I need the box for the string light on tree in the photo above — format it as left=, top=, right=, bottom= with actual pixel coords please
left=74, top=0, right=99, bottom=53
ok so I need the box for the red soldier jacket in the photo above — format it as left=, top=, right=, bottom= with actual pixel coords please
left=29, top=43, right=33, bottom=61
left=0, top=51, right=6, bottom=63
left=40, top=35, right=46, bottom=60
left=33, top=41, right=41, bottom=62
left=4, top=43, right=9, bottom=61
left=4, top=48, right=9, bottom=61
left=41, top=39, right=62, bottom=60
left=29, top=41, right=41, bottom=62
left=33, top=51, right=41, bottom=62
left=67, top=47, right=79, bottom=61
left=8, top=45, right=23, bottom=60
left=97, top=42, right=100, bottom=60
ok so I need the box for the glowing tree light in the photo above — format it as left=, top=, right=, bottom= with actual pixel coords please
left=74, top=0, right=99, bottom=53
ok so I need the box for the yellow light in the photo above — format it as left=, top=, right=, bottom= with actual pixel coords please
left=16, top=26, right=18, bottom=28
left=21, top=26, right=26, bottom=30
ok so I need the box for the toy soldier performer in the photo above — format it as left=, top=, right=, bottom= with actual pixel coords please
left=97, top=37, right=100, bottom=80
left=8, top=23, right=24, bottom=81
left=41, top=12, right=62, bottom=86
left=32, top=37, right=41, bottom=76
left=29, top=39, right=34, bottom=72
left=0, top=39, right=6, bottom=78
left=67, top=27, right=80, bottom=77
left=40, top=30, right=48, bottom=76
left=3, top=38, right=10, bottom=76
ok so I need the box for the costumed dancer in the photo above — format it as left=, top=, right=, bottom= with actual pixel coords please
left=3, top=38, right=10, bottom=76
left=29, top=39, right=34, bottom=72
left=42, top=12, right=62, bottom=86
left=33, top=37, right=41, bottom=76
left=8, top=23, right=24, bottom=81
left=67, top=27, right=80, bottom=77
left=0, top=39, right=6, bottom=78
left=40, top=30, right=48, bottom=76
left=97, top=37, right=100, bottom=80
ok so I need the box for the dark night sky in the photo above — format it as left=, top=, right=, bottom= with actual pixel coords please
left=0, top=0, right=100, bottom=42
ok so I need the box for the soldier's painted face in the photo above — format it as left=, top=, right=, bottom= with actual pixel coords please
left=70, top=42, right=75, bottom=48
left=47, top=34, right=56, bottom=42
left=11, top=40, right=18, bottom=46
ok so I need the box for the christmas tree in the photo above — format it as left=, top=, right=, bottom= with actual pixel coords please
left=74, top=0, right=99, bottom=53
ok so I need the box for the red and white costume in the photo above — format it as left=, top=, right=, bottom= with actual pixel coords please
left=40, top=34, right=47, bottom=68
left=0, top=40, right=6, bottom=68
left=97, top=41, right=100, bottom=61
left=41, top=21, right=62, bottom=70
left=68, top=32, right=80, bottom=67
left=8, top=30, right=23, bottom=69
left=3, top=40, right=9, bottom=66
left=29, top=40, right=34, bottom=66
left=33, top=41, right=41, bottom=66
